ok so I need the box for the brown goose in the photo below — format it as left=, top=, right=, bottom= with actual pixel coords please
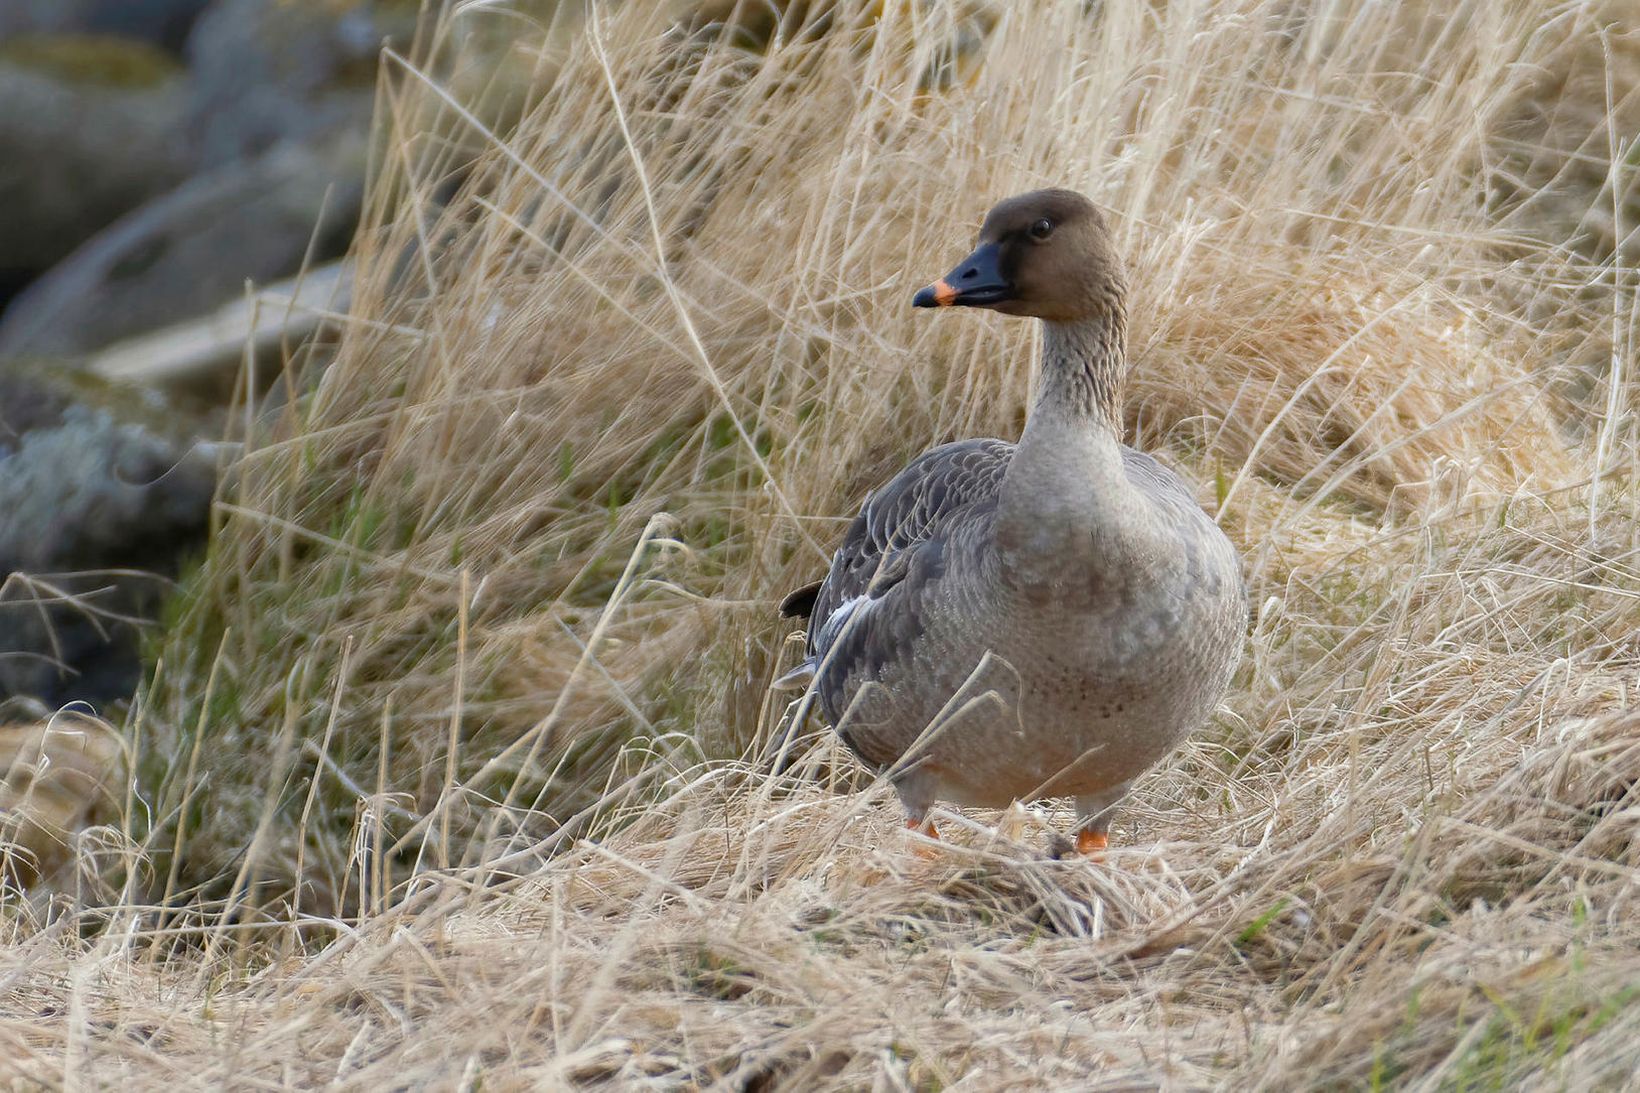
left=778, top=189, right=1245, bottom=856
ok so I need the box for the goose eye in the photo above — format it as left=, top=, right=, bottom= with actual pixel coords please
left=1029, top=218, right=1053, bottom=241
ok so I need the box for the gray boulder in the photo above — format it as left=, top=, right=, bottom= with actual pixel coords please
left=184, top=0, right=413, bottom=167
left=0, top=134, right=365, bottom=357
left=0, top=1, right=210, bottom=50
left=0, top=53, right=190, bottom=293
left=0, top=2, right=415, bottom=359
left=0, top=366, right=217, bottom=708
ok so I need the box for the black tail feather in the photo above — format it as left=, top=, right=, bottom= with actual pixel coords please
left=778, top=579, right=823, bottom=619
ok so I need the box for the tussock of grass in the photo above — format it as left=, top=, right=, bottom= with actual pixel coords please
left=4, top=0, right=1639, bottom=1086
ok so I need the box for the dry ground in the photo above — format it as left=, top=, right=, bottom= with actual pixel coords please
left=4, top=0, right=1640, bottom=1088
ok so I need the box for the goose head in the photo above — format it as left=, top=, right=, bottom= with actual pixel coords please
left=913, top=189, right=1125, bottom=322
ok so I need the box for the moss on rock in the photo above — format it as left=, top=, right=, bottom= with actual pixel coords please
left=0, top=33, right=181, bottom=89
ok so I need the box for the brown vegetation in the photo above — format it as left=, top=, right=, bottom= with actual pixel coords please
left=3, top=0, right=1638, bottom=1086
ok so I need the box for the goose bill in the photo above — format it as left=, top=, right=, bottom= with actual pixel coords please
left=913, top=242, right=1012, bottom=308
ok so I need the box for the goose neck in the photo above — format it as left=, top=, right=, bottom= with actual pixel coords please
left=1036, top=313, right=1126, bottom=434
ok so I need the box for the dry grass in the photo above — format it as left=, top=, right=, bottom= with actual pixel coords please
left=4, top=0, right=1640, bottom=1087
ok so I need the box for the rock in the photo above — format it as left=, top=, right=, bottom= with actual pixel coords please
left=184, top=0, right=414, bottom=167
left=0, top=1, right=210, bottom=51
left=0, top=709, right=126, bottom=888
left=84, top=259, right=353, bottom=403
left=0, top=47, right=190, bottom=299
left=0, top=365, right=217, bottom=708
left=0, top=3, right=416, bottom=355
left=0, top=32, right=181, bottom=87
left=0, top=134, right=365, bottom=357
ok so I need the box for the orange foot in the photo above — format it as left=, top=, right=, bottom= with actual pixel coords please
left=1075, top=829, right=1108, bottom=859
left=906, top=818, right=941, bottom=858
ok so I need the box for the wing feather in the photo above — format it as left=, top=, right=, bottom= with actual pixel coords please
left=805, top=437, right=1013, bottom=643
left=772, top=438, right=1013, bottom=736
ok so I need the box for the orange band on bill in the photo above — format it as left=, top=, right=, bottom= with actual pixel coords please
left=928, top=279, right=957, bottom=305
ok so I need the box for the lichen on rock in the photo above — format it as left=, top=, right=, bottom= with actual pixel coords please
left=0, top=366, right=216, bottom=708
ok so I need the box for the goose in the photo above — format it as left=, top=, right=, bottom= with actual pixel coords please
left=777, top=189, right=1245, bottom=857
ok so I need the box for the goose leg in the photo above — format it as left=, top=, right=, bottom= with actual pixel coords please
left=901, top=811, right=940, bottom=860
left=905, top=816, right=940, bottom=840
left=895, top=776, right=940, bottom=853
left=1073, top=784, right=1130, bottom=859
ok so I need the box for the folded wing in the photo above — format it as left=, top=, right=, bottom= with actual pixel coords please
left=778, top=438, right=1014, bottom=722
